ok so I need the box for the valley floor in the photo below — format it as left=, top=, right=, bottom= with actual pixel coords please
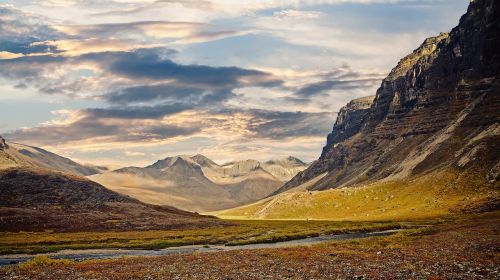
left=1, top=211, right=499, bottom=279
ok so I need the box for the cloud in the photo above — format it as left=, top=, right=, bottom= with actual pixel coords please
left=0, top=5, right=63, bottom=55
left=54, top=21, right=204, bottom=38
left=0, top=47, right=282, bottom=101
left=98, top=48, right=281, bottom=87
left=245, top=109, right=335, bottom=139
left=0, top=51, right=24, bottom=59
left=125, top=151, right=146, bottom=157
left=93, top=0, right=214, bottom=17
left=5, top=106, right=334, bottom=149
left=53, top=20, right=249, bottom=45
left=5, top=107, right=203, bottom=146
left=296, top=78, right=380, bottom=97
left=85, top=103, right=193, bottom=119
left=273, top=9, right=324, bottom=20
left=290, top=64, right=384, bottom=97
left=105, top=83, right=236, bottom=106
left=38, top=38, right=159, bottom=56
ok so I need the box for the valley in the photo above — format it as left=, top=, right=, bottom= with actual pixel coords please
left=1, top=212, right=498, bottom=279
left=0, top=0, right=499, bottom=279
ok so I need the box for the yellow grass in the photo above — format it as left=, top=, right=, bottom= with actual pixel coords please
left=213, top=170, right=497, bottom=220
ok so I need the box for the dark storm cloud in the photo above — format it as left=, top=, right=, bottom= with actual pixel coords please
left=96, top=47, right=281, bottom=88
left=211, top=108, right=336, bottom=139
left=5, top=104, right=203, bottom=146
left=0, top=41, right=59, bottom=55
left=0, top=47, right=281, bottom=101
left=85, top=103, right=193, bottom=119
left=247, top=110, right=335, bottom=139
left=5, top=106, right=335, bottom=147
left=105, top=84, right=238, bottom=107
left=105, top=84, right=206, bottom=104
left=0, top=54, right=66, bottom=80
left=296, top=79, right=380, bottom=97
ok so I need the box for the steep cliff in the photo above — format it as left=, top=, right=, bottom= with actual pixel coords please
left=277, top=0, right=500, bottom=194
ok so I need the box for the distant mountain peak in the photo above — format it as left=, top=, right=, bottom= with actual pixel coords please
left=265, top=156, right=307, bottom=167
left=190, top=154, right=219, bottom=167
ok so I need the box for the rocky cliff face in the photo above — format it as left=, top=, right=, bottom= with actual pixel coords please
left=277, top=0, right=500, bottom=193
left=322, top=96, right=374, bottom=155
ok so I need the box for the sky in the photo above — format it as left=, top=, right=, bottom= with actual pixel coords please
left=0, top=0, right=469, bottom=167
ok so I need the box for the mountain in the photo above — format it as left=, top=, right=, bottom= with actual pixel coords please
left=216, top=0, right=499, bottom=220
left=277, top=0, right=499, bottom=194
left=0, top=136, right=105, bottom=176
left=0, top=138, right=225, bottom=232
left=263, top=156, right=309, bottom=182
left=90, top=155, right=307, bottom=212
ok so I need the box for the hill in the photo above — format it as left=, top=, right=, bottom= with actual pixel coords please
left=0, top=167, right=226, bottom=232
left=0, top=137, right=226, bottom=232
left=0, top=136, right=105, bottom=176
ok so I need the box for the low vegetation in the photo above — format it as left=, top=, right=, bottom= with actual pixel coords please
left=0, top=220, right=414, bottom=254
left=1, top=211, right=498, bottom=279
left=18, top=256, right=74, bottom=269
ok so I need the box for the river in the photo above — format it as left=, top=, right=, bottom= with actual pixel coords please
left=0, top=229, right=401, bottom=266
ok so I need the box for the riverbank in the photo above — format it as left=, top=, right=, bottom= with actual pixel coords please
left=1, top=211, right=498, bottom=279
left=0, top=229, right=401, bottom=266
left=0, top=220, right=411, bottom=255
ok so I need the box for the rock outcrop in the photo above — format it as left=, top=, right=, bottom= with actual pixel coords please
left=0, top=136, right=7, bottom=150
left=323, top=96, right=374, bottom=154
left=277, top=0, right=500, bottom=193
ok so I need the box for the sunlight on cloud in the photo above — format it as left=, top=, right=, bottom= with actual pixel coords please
left=0, top=51, right=23, bottom=59
left=1, top=0, right=469, bottom=166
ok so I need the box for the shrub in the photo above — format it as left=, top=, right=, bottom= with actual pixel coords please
left=19, top=256, right=73, bottom=269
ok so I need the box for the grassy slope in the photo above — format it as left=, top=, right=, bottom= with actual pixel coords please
left=213, top=169, right=498, bottom=220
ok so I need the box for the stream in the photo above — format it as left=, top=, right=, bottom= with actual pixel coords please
left=0, top=229, right=401, bottom=266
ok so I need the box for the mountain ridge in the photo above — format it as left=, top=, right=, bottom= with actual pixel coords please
left=0, top=137, right=106, bottom=176
left=91, top=154, right=308, bottom=212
